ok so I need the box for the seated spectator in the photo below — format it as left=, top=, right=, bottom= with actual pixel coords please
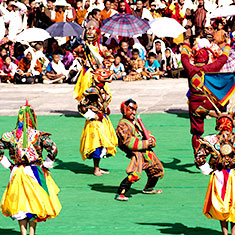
left=61, top=43, right=74, bottom=70
left=143, top=52, right=161, bottom=80
left=133, top=37, right=146, bottom=60
left=116, top=40, right=132, bottom=73
left=110, top=54, right=126, bottom=80
left=163, top=47, right=180, bottom=78
left=105, top=36, right=119, bottom=54
left=124, top=48, right=144, bottom=81
left=34, top=43, right=50, bottom=74
left=0, top=55, right=17, bottom=83
left=14, top=48, right=42, bottom=84
left=151, top=39, right=166, bottom=73
left=0, top=47, right=7, bottom=70
left=117, top=0, right=132, bottom=14
left=43, top=53, right=67, bottom=84
left=66, top=45, right=84, bottom=84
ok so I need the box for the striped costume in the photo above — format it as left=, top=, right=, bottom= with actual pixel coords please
left=116, top=118, right=164, bottom=195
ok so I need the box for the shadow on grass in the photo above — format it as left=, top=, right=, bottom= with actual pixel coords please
left=54, top=159, right=94, bottom=174
left=165, top=109, right=189, bottom=119
left=50, top=110, right=83, bottom=118
left=137, top=222, right=221, bottom=234
left=162, top=158, right=200, bottom=174
left=88, top=183, right=142, bottom=197
left=0, top=228, right=19, bottom=234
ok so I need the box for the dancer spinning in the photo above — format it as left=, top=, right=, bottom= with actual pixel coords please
left=195, top=111, right=235, bottom=235
left=0, top=101, right=61, bottom=235
left=115, top=99, right=164, bottom=201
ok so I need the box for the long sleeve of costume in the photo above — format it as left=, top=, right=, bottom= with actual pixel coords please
left=181, top=43, right=231, bottom=75
left=116, top=121, right=149, bottom=151
left=40, top=134, right=58, bottom=161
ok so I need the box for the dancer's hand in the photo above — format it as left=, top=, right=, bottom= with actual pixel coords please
left=148, top=138, right=155, bottom=148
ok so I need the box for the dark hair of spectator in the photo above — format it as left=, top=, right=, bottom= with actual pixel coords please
left=114, top=54, right=121, bottom=59
left=119, top=39, right=128, bottom=47
left=2, top=55, right=10, bottom=61
left=92, top=8, right=101, bottom=17
left=132, top=48, right=139, bottom=54
left=148, top=52, right=156, bottom=58
left=176, top=43, right=183, bottom=54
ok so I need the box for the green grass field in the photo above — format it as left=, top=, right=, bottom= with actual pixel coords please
left=0, top=113, right=224, bottom=234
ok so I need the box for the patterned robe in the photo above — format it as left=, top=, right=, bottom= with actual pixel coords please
left=116, top=118, right=164, bottom=181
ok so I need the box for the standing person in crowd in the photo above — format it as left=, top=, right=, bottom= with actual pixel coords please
left=195, top=111, right=235, bottom=235
left=100, top=0, right=117, bottom=22
left=115, top=99, right=164, bottom=201
left=132, top=0, right=153, bottom=21
left=51, top=0, right=73, bottom=23
left=0, top=101, right=61, bottom=235
left=86, top=8, right=101, bottom=29
left=76, top=0, right=90, bottom=26
left=3, top=0, right=27, bottom=40
left=181, top=36, right=231, bottom=153
left=193, top=0, right=207, bottom=35
left=15, top=48, right=42, bottom=84
left=213, top=19, right=226, bottom=49
left=117, top=0, right=132, bottom=14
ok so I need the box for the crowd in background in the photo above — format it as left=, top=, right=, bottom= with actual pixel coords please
left=0, top=0, right=234, bottom=84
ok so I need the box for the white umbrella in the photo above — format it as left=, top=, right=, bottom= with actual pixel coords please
left=16, top=28, right=51, bottom=42
left=208, top=5, right=235, bottom=19
left=149, top=17, right=186, bottom=38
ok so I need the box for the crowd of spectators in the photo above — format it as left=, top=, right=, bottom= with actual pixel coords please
left=0, top=0, right=234, bottom=84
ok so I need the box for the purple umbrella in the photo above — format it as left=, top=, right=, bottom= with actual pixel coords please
left=101, top=13, right=150, bottom=37
left=46, top=22, right=84, bottom=37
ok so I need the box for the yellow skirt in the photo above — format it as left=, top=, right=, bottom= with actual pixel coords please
left=80, top=116, right=118, bottom=161
left=203, top=169, right=235, bottom=222
left=1, top=165, right=61, bottom=222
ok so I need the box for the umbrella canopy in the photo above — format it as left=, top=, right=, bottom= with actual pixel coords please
left=208, top=5, right=235, bottom=19
left=149, top=17, right=186, bottom=38
left=16, top=28, right=51, bottom=42
left=101, top=13, right=150, bottom=37
left=220, top=48, right=235, bottom=72
left=46, top=22, right=84, bottom=37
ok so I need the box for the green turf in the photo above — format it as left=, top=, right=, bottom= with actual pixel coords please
left=0, top=114, right=224, bottom=234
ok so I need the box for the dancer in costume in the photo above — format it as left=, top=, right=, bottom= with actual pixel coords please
left=181, top=37, right=231, bottom=153
left=77, top=68, right=118, bottom=176
left=195, top=111, right=235, bottom=235
left=0, top=101, right=61, bottom=235
left=74, top=24, right=117, bottom=176
left=115, top=99, right=164, bottom=201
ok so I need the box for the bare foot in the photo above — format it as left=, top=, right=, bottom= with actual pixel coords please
left=142, top=189, right=162, bottom=194
left=100, top=169, right=110, bottom=174
left=93, top=170, right=102, bottom=176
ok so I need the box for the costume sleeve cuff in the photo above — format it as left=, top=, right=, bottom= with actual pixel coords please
left=83, top=109, right=96, bottom=120
left=0, top=156, right=12, bottom=169
left=43, top=157, right=54, bottom=169
left=199, top=162, right=213, bottom=175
